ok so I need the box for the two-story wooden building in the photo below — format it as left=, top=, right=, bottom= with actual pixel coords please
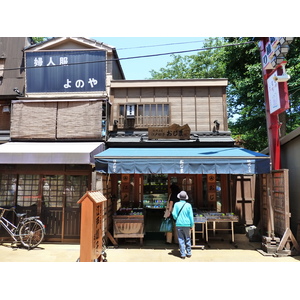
left=95, top=79, right=270, bottom=243
left=0, top=37, right=125, bottom=242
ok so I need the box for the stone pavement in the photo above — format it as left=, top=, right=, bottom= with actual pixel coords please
left=0, top=234, right=300, bottom=262
left=1, top=235, right=298, bottom=300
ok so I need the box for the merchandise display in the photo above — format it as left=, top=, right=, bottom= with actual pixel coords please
left=143, top=174, right=168, bottom=209
left=143, top=194, right=168, bottom=208
left=192, top=211, right=239, bottom=245
left=193, top=211, right=239, bottom=221
left=116, top=208, right=143, bottom=215
left=113, top=207, right=145, bottom=245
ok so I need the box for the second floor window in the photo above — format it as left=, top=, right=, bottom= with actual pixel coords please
left=118, top=104, right=170, bottom=129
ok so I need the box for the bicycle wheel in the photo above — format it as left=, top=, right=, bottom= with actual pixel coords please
left=19, top=220, right=45, bottom=249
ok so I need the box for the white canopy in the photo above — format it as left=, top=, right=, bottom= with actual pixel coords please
left=0, top=142, right=104, bottom=164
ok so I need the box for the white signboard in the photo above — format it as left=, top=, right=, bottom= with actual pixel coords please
left=126, top=104, right=135, bottom=118
left=267, top=70, right=281, bottom=114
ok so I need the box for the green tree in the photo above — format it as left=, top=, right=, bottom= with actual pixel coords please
left=149, top=37, right=300, bottom=152
left=150, top=38, right=226, bottom=79
left=222, top=37, right=268, bottom=151
left=285, top=38, right=300, bottom=132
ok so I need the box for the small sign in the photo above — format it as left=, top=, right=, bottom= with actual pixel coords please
left=267, top=70, right=281, bottom=114
left=148, top=124, right=190, bottom=140
left=208, top=193, right=216, bottom=202
left=261, top=38, right=280, bottom=70
left=93, top=203, right=102, bottom=258
left=207, top=174, right=216, bottom=183
left=126, top=104, right=135, bottom=118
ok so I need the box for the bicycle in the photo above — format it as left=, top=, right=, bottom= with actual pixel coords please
left=0, top=207, right=45, bottom=249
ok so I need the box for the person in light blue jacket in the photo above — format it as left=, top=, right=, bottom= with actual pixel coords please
left=172, top=191, right=194, bottom=259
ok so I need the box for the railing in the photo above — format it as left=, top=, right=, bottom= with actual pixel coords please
left=118, top=115, right=169, bottom=129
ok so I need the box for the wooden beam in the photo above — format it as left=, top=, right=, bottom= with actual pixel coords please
left=277, top=228, right=300, bottom=253
left=106, top=231, right=118, bottom=247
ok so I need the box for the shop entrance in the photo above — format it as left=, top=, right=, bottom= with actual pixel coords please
left=0, top=173, right=88, bottom=242
left=169, top=175, right=196, bottom=205
left=112, top=173, right=254, bottom=245
left=143, top=174, right=168, bottom=234
left=143, top=174, right=197, bottom=239
left=41, top=175, right=87, bottom=241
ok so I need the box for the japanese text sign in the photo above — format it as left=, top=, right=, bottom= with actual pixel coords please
left=148, top=123, right=191, bottom=140
left=267, top=70, right=281, bottom=114
left=25, top=50, right=106, bottom=93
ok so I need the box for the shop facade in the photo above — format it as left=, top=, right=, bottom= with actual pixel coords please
left=0, top=37, right=125, bottom=242
left=95, top=145, right=270, bottom=244
left=94, top=79, right=271, bottom=244
left=0, top=142, right=104, bottom=241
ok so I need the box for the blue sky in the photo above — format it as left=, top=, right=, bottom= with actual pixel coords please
left=92, top=37, right=207, bottom=80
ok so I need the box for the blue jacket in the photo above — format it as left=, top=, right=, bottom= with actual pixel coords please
left=172, top=200, right=194, bottom=228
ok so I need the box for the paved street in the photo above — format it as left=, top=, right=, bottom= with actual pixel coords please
left=1, top=233, right=299, bottom=300
left=0, top=234, right=299, bottom=262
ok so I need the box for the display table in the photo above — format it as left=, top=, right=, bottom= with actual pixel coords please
left=191, top=212, right=239, bottom=246
left=113, top=212, right=144, bottom=245
left=191, top=216, right=206, bottom=249
left=205, top=215, right=239, bottom=243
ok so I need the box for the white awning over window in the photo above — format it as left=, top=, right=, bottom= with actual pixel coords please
left=0, top=142, right=105, bottom=164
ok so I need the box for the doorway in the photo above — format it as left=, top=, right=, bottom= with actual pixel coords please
left=41, top=174, right=88, bottom=241
left=169, top=175, right=196, bottom=205
left=0, top=173, right=88, bottom=242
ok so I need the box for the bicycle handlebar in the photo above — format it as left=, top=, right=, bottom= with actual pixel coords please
left=0, top=206, right=15, bottom=212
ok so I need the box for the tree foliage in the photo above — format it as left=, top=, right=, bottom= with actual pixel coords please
left=149, top=37, right=300, bottom=152
left=31, top=37, right=46, bottom=43
left=150, top=38, right=226, bottom=79
left=222, top=37, right=267, bottom=151
left=285, top=38, right=300, bottom=132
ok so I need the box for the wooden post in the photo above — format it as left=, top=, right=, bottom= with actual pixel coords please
left=277, top=228, right=300, bottom=255
left=77, top=191, right=107, bottom=262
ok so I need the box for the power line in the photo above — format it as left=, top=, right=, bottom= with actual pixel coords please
left=0, top=40, right=256, bottom=72
left=117, top=41, right=256, bottom=61
left=116, top=39, right=214, bottom=50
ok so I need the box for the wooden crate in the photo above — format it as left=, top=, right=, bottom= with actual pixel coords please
left=113, top=215, right=144, bottom=239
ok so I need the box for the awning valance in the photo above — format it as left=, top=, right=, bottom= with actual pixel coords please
left=0, top=142, right=105, bottom=164
left=95, top=147, right=270, bottom=174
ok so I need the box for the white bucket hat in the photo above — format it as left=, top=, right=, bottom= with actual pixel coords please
left=177, top=191, right=189, bottom=200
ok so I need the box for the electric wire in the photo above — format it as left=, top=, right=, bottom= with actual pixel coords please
left=117, top=41, right=256, bottom=61
left=116, top=38, right=215, bottom=50
left=288, top=86, right=300, bottom=97
left=0, top=40, right=257, bottom=72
